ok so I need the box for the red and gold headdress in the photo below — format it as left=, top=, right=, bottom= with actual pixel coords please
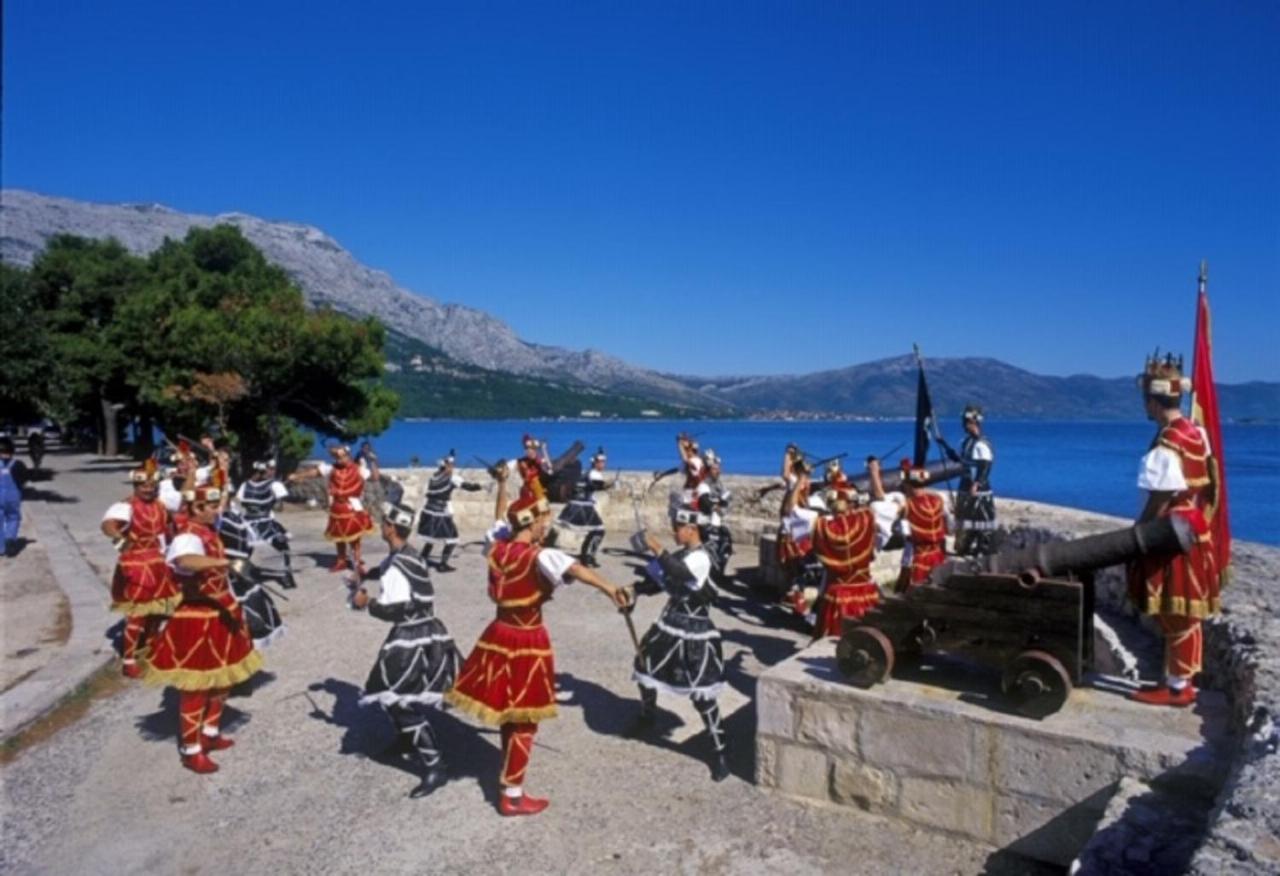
left=1139, top=352, right=1191, bottom=400
left=507, top=491, right=550, bottom=529
left=129, top=457, right=163, bottom=484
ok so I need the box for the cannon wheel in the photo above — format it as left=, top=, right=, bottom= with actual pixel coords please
left=837, top=627, right=895, bottom=688
left=1002, top=650, right=1072, bottom=719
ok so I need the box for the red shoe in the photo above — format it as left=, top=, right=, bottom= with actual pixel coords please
left=203, top=735, right=236, bottom=752
left=331, top=557, right=350, bottom=573
left=181, top=752, right=220, bottom=774
left=121, top=661, right=143, bottom=679
left=498, top=794, right=549, bottom=817
left=1130, top=685, right=1197, bottom=707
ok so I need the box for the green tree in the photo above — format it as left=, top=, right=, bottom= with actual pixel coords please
left=118, top=225, right=397, bottom=464
left=27, top=236, right=148, bottom=453
left=0, top=263, right=53, bottom=423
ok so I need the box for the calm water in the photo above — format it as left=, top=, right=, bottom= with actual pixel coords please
left=323, top=419, right=1280, bottom=546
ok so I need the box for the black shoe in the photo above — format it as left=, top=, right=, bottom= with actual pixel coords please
left=710, top=753, right=730, bottom=783
left=436, top=563, right=455, bottom=573
left=409, top=765, right=448, bottom=798
left=281, top=573, right=298, bottom=590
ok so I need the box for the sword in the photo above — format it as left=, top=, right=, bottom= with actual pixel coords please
left=621, top=606, right=641, bottom=654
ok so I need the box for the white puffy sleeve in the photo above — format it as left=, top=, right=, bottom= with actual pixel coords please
left=166, top=533, right=206, bottom=570
left=1138, top=446, right=1187, bottom=492
left=376, top=565, right=412, bottom=605
left=536, top=548, right=577, bottom=588
left=103, top=502, right=132, bottom=524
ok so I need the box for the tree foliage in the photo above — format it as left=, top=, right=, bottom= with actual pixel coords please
left=11, top=226, right=398, bottom=464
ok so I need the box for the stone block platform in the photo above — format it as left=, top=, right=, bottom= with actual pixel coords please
left=756, top=639, right=1233, bottom=867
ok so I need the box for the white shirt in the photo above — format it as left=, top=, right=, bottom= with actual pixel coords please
left=237, top=481, right=289, bottom=502
left=166, top=532, right=205, bottom=575
left=376, top=564, right=412, bottom=605
left=870, top=494, right=906, bottom=548
left=317, top=461, right=370, bottom=481
left=1137, top=446, right=1187, bottom=493
left=159, top=480, right=184, bottom=513
left=536, top=547, right=576, bottom=588
left=103, top=501, right=132, bottom=524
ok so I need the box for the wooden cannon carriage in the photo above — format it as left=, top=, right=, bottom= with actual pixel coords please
left=836, top=516, right=1194, bottom=719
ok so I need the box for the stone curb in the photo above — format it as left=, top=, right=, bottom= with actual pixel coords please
left=0, top=502, right=116, bottom=741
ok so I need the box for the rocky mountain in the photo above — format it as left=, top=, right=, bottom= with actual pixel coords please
left=0, top=189, right=730, bottom=413
left=5, top=189, right=1274, bottom=421
left=673, top=356, right=1280, bottom=421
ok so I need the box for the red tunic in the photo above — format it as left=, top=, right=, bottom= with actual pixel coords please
left=324, top=463, right=374, bottom=542
left=446, top=540, right=558, bottom=724
left=905, top=491, right=947, bottom=586
left=145, top=522, right=263, bottom=690
left=1128, top=417, right=1220, bottom=619
left=813, top=508, right=879, bottom=636
left=110, top=496, right=180, bottom=617
left=516, top=457, right=548, bottom=501
left=777, top=481, right=813, bottom=565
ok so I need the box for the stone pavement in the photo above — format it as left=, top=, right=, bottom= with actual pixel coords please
left=0, top=451, right=1059, bottom=875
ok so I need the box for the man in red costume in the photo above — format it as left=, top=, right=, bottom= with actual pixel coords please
left=101, top=459, right=181, bottom=678
left=446, top=471, right=630, bottom=816
left=515, top=434, right=552, bottom=501
left=870, top=458, right=948, bottom=592
left=811, top=485, right=879, bottom=638
left=145, top=480, right=263, bottom=774
left=1128, top=354, right=1221, bottom=707
left=778, top=445, right=822, bottom=616
left=290, top=444, right=378, bottom=574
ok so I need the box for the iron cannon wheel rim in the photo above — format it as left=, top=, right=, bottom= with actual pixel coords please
left=1001, top=649, right=1072, bottom=719
left=837, top=626, right=895, bottom=688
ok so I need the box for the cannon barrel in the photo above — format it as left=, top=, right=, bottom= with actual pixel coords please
left=936, top=516, right=1194, bottom=584
left=849, top=460, right=965, bottom=494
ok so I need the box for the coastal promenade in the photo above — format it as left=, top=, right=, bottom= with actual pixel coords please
left=2, top=452, right=1276, bottom=874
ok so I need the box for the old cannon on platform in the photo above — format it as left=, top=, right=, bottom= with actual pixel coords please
left=835, top=516, right=1194, bottom=719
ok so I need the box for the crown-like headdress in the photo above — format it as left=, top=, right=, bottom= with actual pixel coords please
left=382, top=501, right=416, bottom=529
left=900, top=458, right=929, bottom=485
left=1139, top=352, right=1191, bottom=399
left=129, top=457, right=163, bottom=484
left=507, top=492, right=550, bottom=529
left=182, top=483, right=223, bottom=504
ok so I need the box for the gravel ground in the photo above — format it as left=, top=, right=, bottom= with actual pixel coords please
left=0, top=453, right=1065, bottom=875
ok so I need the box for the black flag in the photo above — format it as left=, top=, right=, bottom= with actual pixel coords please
left=913, top=346, right=935, bottom=468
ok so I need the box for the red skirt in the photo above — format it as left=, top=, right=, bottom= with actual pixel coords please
left=815, top=578, right=880, bottom=638
left=446, top=620, right=557, bottom=725
left=908, top=542, right=946, bottom=587
left=325, top=499, right=375, bottom=543
left=1128, top=509, right=1219, bottom=619
left=778, top=533, right=812, bottom=565
left=110, top=547, right=180, bottom=617
left=144, top=597, right=262, bottom=691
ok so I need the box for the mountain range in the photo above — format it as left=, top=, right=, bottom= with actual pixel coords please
left=3, top=189, right=1275, bottom=421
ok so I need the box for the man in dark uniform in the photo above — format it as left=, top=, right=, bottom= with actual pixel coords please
left=942, top=405, right=997, bottom=556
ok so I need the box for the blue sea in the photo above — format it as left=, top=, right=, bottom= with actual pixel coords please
left=323, top=419, right=1280, bottom=546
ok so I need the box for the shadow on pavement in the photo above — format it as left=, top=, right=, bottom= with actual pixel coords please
left=23, top=489, right=80, bottom=504
left=307, top=677, right=502, bottom=803
left=557, top=671, right=755, bottom=784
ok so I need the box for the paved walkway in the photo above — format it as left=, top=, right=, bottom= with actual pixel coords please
left=0, top=453, right=1053, bottom=875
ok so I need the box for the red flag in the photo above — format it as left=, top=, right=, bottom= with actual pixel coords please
left=1190, top=262, right=1231, bottom=585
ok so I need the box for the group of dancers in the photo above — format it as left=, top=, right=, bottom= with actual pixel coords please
left=99, top=353, right=1223, bottom=808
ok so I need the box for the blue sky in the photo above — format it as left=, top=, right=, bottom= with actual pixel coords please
left=4, top=1, right=1278, bottom=382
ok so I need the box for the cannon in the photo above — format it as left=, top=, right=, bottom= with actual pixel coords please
left=835, top=516, right=1194, bottom=718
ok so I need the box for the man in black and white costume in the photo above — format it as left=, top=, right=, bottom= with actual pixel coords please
left=700, top=449, right=733, bottom=583
left=941, top=405, right=997, bottom=556
left=235, top=459, right=296, bottom=586
left=629, top=505, right=729, bottom=782
left=351, top=500, right=462, bottom=798
left=556, top=447, right=611, bottom=567
left=416, top=452, right=482, bottom=572
left=217, top=508, right=286, bottom=646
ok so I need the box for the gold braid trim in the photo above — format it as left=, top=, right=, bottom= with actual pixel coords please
left=111, top=595, right=180, bottom=617
left=444, top=689, right=557, bottom=726
left=1137, top=597, right=1221, bottom=620
left=325, top=528, right=375, bottom=544
left=474, top=641, right=553, bottom=658
left=143, top=649, right=264, bottom=691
